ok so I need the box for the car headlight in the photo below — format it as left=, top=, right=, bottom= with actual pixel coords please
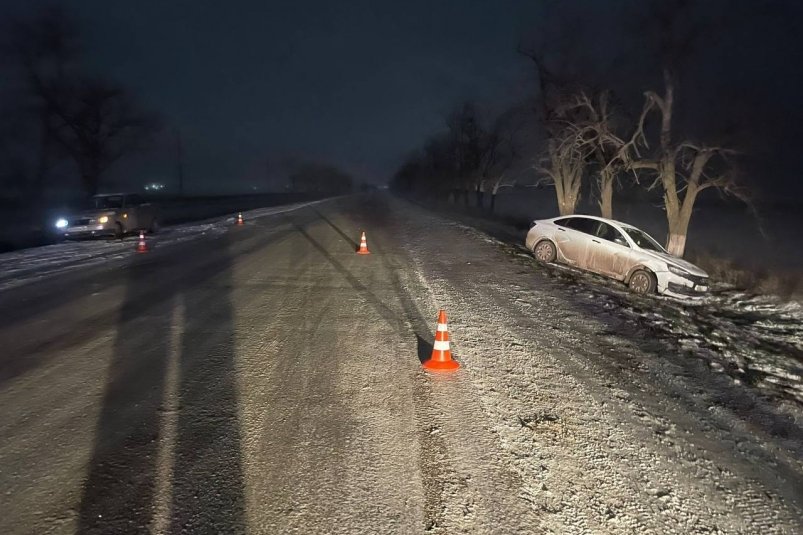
left=98, top=216, right=109, bottom=224
left=55, top=218, right=68, bottom=229
left=668, top=265, right=690, bottom=277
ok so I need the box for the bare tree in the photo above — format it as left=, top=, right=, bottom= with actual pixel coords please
left=423, top=135, right=458, bottom=200
left=8, top=7, right=157, bottom=196
left=557, top=92, right=634, bottom=219
left=47, top=80, right=157, bottom=195
left=536, top=116, right=596, bottom=216
left=622, top=0, right=747, bottom=257
left=519, top=40, right=595, bottom=217
left=536, top=142, right=578, bottom=216
left=481, top=107, right=527, bottom=212
left=446, top=102, right=484, bottom=205
left=3, top=6, right=79, bottom=202
left=628, top=81, right=744, bottom=255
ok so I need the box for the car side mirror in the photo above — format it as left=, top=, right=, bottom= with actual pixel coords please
left=614, top=237, right=627, bottom=246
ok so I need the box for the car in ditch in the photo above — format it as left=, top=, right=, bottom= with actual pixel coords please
left=525, top=214, right=709, bottom=298
left=54, top=193, right=159, bottom=239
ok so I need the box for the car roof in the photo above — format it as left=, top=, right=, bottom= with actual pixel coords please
left=550, top=214, right=634, bottom=228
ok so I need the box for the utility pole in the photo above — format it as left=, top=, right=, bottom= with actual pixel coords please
left=175, top=128, right=184, bottom=197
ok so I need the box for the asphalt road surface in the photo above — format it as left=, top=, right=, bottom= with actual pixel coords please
left=1, top=195, right=801, bottom=534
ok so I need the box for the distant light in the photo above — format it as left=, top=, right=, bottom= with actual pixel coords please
left=145, top=183, right=165, bottom=191
left=55, top=218, right=68, bottom=229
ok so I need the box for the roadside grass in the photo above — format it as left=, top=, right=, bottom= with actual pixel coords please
left=687, top=251, right=803, bottom=301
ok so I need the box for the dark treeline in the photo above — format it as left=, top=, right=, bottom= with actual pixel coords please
left=0, top=7, right=159, bottom=203
left=289, top=162, right=353, bottom=194
left=0, top=7, right=354, bottom=209
left=390, top=0, right=801, bottom=258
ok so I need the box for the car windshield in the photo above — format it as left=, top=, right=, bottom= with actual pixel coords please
left=88, top=196, right=124, bottom=209
left=623, top=227, right=666, bottom=253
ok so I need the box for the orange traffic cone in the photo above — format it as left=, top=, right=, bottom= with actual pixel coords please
left=357, top=231, right=370, bottom=255
left=136, top=230, right=149, bottom=253
left=236, top=212, right=244, bottom=226
left=423, top=310, right=459, bottom=372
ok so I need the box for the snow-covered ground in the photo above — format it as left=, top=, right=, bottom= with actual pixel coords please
left=1, top=193, right=800, bottom=533
left=420, top=203, right=803, bottom=409
left=386, top=197, right=803, bottom=533
left=0, top=199, right=329, bottom=291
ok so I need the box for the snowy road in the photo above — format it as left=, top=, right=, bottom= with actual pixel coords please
left=0, top=199, right=330, bottom=292
left=0, top=195, right=800, bottom=534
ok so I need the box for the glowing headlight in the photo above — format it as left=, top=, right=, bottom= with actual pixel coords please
left=98, top=216, right=109, bottom=224
left=55, top=218, right=68, bottom=229
left=668, top=265, right=690, bottom=277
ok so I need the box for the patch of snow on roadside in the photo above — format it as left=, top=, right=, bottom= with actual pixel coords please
left=0, top=199, right=330, bottom=292
left=391, top=197, right=803, bottom=533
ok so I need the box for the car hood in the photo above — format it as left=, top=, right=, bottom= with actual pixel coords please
left=70, top=210, right=118, bottom=219
left=642, top=250, right=708, bottom=277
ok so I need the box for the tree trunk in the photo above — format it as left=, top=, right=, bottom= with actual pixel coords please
left=666, top=232, right=687, bottom=257
left=490, top=193, right=496, bottom=212
left=557, top=195, right=577, bottom=216
left=666, top=209, right=692, bottom=257
left=554, top=183, right=578, bottom=216
left=476, top=190, right=484, bottom=208
left=598, top=173, right=614, bottom=220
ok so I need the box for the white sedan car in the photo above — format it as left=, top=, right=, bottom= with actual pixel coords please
left=525, top=215, right=709, bottom=298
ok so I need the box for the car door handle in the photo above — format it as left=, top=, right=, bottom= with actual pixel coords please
left=558, top=228, right=565, bottom=232
left=592, top=239, right=600, bottom=243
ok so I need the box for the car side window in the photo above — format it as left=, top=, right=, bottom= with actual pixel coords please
left=127, top=195, right=144, bottom=206
left=595, top=222, right=629, bottom=247
left=561, top=217, right=596, bottom=234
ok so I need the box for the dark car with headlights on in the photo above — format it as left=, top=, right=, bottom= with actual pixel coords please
left=55, top=193, right=159, bottom=239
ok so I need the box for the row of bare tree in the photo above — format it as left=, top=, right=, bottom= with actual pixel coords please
left=0, top=7, right=157, bottom=201
left=528, top=67, right=746, bottom=257
left=391, top=101, right=528, bottom=213
left=392, top=2, right=748, bottom=258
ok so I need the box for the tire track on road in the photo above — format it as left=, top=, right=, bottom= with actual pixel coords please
left=360, top=197, right=540, bottom=533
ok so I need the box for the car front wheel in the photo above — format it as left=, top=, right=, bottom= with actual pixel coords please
left=628, top=269, right=656, bottom=295
left=533, top=240, right=557, bottom=263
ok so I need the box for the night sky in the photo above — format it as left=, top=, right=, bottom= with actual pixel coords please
left=3, top=1, right=802, bottom=199
left=3, top=0, right=541, bottom=192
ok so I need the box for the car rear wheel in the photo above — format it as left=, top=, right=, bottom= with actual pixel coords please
left=533, top=240, right=557, bottom=263
left=628, top=269, right=656, bottom=295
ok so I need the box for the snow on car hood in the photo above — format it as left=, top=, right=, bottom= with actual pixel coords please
left=642, top=250, right=708, bottom=277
